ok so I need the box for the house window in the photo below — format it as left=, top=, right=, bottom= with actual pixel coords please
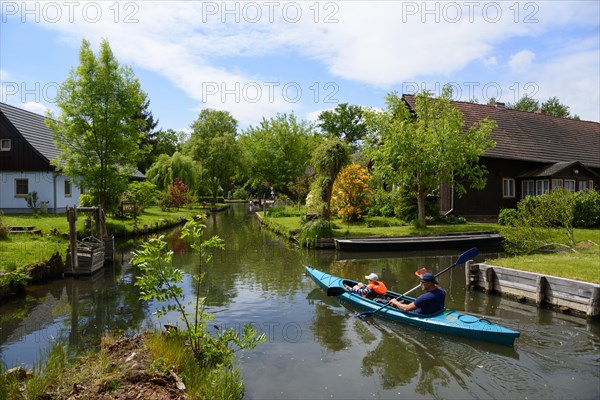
left=536, top=179, right=549, bottom=195
left=65, top=180, right=72, bottom=197
left=15, top=178, right=28, bottom=197
left=564, top=179, right=575, bottom=193
left=502, top=178, right=515, bottom=198
left=590, top=180, right=595, bottom=190
left=1, top=139, right=11, bottom=151
left=552, top=179, right=563, bottom=190
left=522, top=180, right=535, bottom=198
left=579, top=180, right=588, bottom=191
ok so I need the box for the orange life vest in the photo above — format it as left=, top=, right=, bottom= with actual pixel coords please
left=365, top=281, right=387, bottom=297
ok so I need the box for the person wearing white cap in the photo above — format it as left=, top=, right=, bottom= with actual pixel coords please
left=344, top=272, right=387, bottom=299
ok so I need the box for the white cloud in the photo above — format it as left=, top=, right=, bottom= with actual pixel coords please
left=21, top=101, right=50, bottom=115
left=6, top=1, right=598, bottom=124
left=484, top=57, right=498, bottom=68
left=0, top=69, right=11, bottom=80
left=509, top=50, right=536, bottom=72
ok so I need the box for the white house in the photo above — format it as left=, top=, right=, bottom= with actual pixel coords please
left=0, top=102, right=81, bottom=213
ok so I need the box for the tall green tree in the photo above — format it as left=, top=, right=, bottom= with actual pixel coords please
left=184, top=109, right=240, bottom=205
left=509, top=95, right=540, bottom=112
left=46, top=38, right=146, bottom=211
left=135, top=97, right=160, bottom=173
left=309, top=138, right=350, bottom=220
left=542, top=96, right=572, bottom=118
left=239, top=113, right=316, bottom=198
left=365, top=88, right=496, bottom=227
left=317, top=103, right=367, bottom=151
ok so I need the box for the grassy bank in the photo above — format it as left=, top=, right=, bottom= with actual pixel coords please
left=0, top=331, right=247, bottom=399
left=0, top=206, right=211, bottom=272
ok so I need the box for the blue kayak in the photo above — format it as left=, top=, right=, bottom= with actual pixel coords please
left=305, top=266, right=520, bottom=346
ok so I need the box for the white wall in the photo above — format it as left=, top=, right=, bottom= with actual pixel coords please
left=0, top=171, right=81, bottom=213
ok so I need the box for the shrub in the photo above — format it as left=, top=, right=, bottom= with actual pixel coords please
left=331, top=163, right=374, bottom=222
left=167, top=178, right=192, bottom=209
left=124, top=181, right=160, bottom=212
left=297, top=218, right=334, bottom=248
left=132, top=218, right=265, bottom=369
left=0, top=216, right=9, bottom=240
left=25, top=191, right=39, bottom=211
left=501, top=189, right=576, bottom=254
left=498, top=208, right=518, bottom=226
left=233, top=188, right=248, bottom=200
left=440, top=215, right=467, bottom=225
left=368, top=189, right=397, bottom=218
left=267, top=205, right=304, bottom=218
left=79, top=193, right=95, bottom=207
left=573, top=189, right=600, bottom=228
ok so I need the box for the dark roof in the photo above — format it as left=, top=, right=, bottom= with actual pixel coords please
left=403, top=95, right=600, bottom=168
left=0, top=102, right=60, bottom=162
left=519, top=161, right=600, bottom=179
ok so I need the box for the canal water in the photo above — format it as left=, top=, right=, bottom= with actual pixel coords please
left=1, top=204, right=599, bottom=399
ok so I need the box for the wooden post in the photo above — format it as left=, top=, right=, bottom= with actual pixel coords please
left=67, top=206, right=78, bottom=272
left=587, top=286, right=600, bottom=318
left=485, top=267, right=495, bottom=293
left=536, top=276, right=547, bottom=305
left=465, top=260, right=471, bottom=288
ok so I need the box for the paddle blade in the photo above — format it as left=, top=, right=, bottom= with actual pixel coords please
left=326, top=287, right=347, bottom=296
left=455, top=247, right=479, bottom=266
left=356, top=311, right=375, bottom=319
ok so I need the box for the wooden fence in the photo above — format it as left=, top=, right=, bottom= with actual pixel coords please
left=466, top=261, right=600, bottom=319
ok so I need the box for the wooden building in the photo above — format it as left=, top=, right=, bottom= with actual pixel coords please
left=0, top=102, right=145, bottom=214
left=403, top=95, right=600, bottom=219
left=0, top=102, right=81, bottom=213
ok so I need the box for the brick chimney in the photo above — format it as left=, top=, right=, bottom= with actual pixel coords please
left=535, top=109, right=546, bottom=114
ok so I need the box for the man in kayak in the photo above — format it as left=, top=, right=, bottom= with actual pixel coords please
left=390, top=272, right=446, bottom=314
left=344, top=273, right=387, bottom=299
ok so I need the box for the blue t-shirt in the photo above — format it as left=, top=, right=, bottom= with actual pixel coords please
left=413, top=288, right=446, bottom=315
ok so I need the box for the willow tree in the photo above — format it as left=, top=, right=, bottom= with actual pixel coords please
left=46, top=39, right=146, bottom=212
left=365, top=87, right=496, bottom=227
left=145, top=151, right=203, bottom=192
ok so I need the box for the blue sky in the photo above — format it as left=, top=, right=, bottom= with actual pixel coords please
left=1, top=1, right=599, bottom=133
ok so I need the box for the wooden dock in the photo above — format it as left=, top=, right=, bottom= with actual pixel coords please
left=65, top=236, right=105, bottom=275
left=466, top=261, right=600, bottom=319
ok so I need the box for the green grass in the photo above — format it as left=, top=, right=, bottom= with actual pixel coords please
left=0, top=235, right=66, bottom=270
left=0, top=213, right=74, bottom=236
left=492, top=248, right=600, bottom=283
left=260, top=214, right=500, bottom=238
left=0, top=333, right=245, bottom=400
left=146, top=332, right=245, bottom=399
left=0, top=206, right=209, bottom=272
left=105, top=205, right=209, bottom=236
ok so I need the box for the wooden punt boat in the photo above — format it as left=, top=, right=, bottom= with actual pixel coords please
left=305, top=266, right=520, bottom=346
left=334, top=232, right=502, bottom=252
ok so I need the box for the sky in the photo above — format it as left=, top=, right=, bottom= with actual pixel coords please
left=1, top=0, right=599, bottom=133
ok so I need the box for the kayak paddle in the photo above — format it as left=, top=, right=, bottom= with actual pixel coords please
left=356, top=247, right=479, bottom=319
left=327, top=268, right=428, bottom=297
